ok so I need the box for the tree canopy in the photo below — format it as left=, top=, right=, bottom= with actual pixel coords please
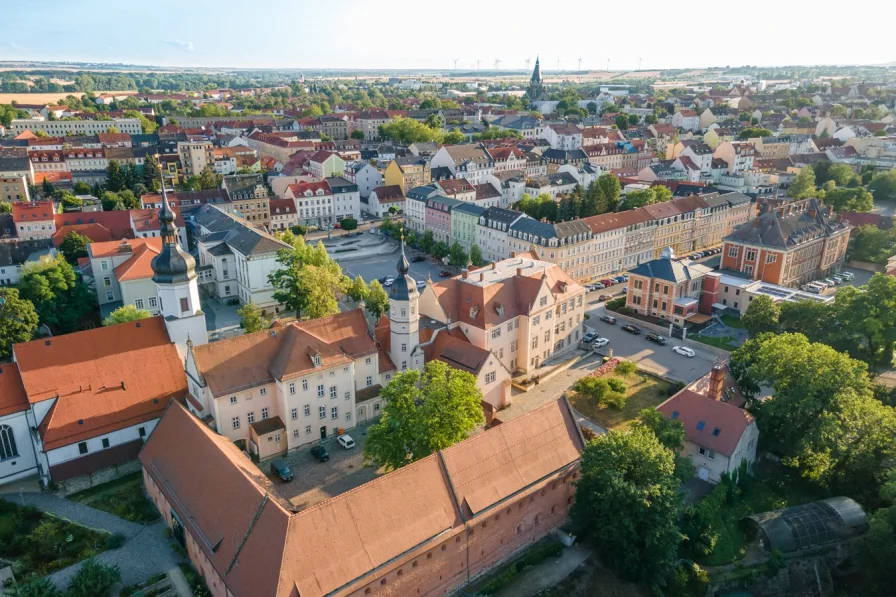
left=58, top=231, right=90, bottom=265
left=363, top=361, right=484, bottom=471
left=236, top=301, right=270, bottom=333
left=737, top=127, right=773, bottom=140
left=378, top=117, right=444, bottom=145
left=16, top=256, right=95, bottom=334
left=269, top=237, right=347, bottom=320
left=740, top=294, right=780, bottom=337
left=849, top=224, right=895, bottom=264
left=0, top=287, right=39, bottom=361
left=102, top=304, right=151, bottom=327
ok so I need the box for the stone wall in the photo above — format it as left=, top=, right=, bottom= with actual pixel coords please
left=58, top=458, right=143, bottom=495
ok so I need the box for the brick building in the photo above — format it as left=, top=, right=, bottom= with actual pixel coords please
left=140, top=397, right=584, bottom=597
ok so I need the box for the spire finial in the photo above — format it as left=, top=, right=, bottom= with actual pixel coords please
left=396, top=227, right=410, bottom=276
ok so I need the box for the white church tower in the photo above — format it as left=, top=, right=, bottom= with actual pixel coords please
left=150, top=174, right=208, bottom=358
left=388, top=236, right=423, bottom=373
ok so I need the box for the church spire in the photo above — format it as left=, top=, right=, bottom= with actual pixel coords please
left=150, top=156, right=197, bottom=284
left=396, top=228, right=410, bottom=276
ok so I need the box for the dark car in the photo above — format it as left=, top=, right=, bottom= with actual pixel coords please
left=583, top=331, right=598, bottom=343
left=598, top=294, right=614, bottom=302
left=599, top=315, right=617, bottom=324
left=411, top=255, right=426, bottom=262
left=621, top=324, right=641, bottom=335
left=310, top=445, right=329, bottom=462
left=270, top=459, right=294, bottom=482
left=646, top=332, right=667, bottom=346
left=439, top=270, right=452, bottom=278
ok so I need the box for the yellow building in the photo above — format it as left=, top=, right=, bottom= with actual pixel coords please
left=384, top=156, right=431, bottom=193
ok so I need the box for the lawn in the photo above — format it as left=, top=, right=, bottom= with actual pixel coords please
left=720, top=314, right=745, bottom=329
left=694, top=465, right=827, bottom=566
left=0, top=499, right=109, bottom=576
left=569, top=371, right=675, bottom=430
left=692, top=335, right=737, bottom=350
left=69, top=472, right=159, bottom=524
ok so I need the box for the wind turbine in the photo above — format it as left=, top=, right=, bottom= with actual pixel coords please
left=638, top=57, right=642, bottom=71
left=476, top=58, right=481, bottom=70
left=453, top=58, right=460, bottom=70
left=556, top=58, right=561, bottom=72
left=525, top=57, right=531, bottom=71
left=578, top=57, right=582, bottom=71
left=494, top=58, right=502, bottom=70
left=607, top=58, right=610, bottom=72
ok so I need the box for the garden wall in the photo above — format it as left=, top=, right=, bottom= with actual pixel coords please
left=57, top=458, right=143, bottom=495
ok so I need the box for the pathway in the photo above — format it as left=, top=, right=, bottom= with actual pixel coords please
left=493, top=545, right=591, bottom=597
left=1, top=493, right=190, bottom=595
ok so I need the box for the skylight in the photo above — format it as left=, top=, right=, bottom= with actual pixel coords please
left=696, top=421, right=706, bottom=431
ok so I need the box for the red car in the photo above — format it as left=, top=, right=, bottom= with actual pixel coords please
left=439, top=270, right=452, bottom=278
left=600, top=278, right=615, bottom=286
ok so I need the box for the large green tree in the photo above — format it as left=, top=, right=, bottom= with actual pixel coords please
left=868, top=169, right=896, bottom=201
left=269, top=238, right=347, bottom=319
left=448, top=242, right=468, bottom=267
left=365, top=279, right=389, bottom=321
left=737, top=126, right=773, bottom=140
left=469, top=244, right=484, bottom=267
left=66, top=559, right=121, bottom=597
left=788, top=167, right=817, bottom=199
left=849, top=224, right=895, bottom=264
left=572, top=427, right=683, bottom=586
left=58, top=231, right=90, bottom=265
left=364, top=361, right=485, bottom=471
left=105, top=160, right=128, bottom=192
left=378, top=117, right=443, bottom=145
left=141, top=152, right=161, bottom=190
left=740, top=294, right=780, bottom=337
left=236, top=301, right=270, bottom=333
left=16, top=257, right=95, bottom=334
left=102, top=304, right=151, bottom=326
left=0, top=287, right=39, bottom=361
left=822, top=187, right=873, bottom=212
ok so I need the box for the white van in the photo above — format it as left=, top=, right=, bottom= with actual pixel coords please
left=804, top=283, right=823, bottom=294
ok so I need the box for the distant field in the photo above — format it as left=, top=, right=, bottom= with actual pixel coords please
left=0, top=91, right=137, bottom=104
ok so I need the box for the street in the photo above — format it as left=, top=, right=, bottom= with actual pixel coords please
left=341, top=245, right=454, bottom=285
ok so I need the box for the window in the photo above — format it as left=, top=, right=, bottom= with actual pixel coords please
left=232, top=417, right=240, bottom=430
left=365, top=375, right=373, bottom=387
left=180, top=297, right=189, bottom=313
left=230, top=396, right=237, bottom=405
left=304, top=404, right=310, bottom=416
left=374, top=403, right=380, bottom=412
left=485, top=371, right=496, bottom=384
left=317, top=384, right=325, bottom=397
left=261, top=408, right=269, bottom=420
left=102, top=438, right=110, bottom=449
left=134, top=299, right=144, bottom=309
left=302, top=379, right=308, bottom=391
left=78, top=442, right=88, bottom=455
left=104, top=276, right=111, bottom=287
left=696, top=421, right=705, bottom=431
left=247, top=412, right=255, bottom=424
left=727, top=246, right=738, bottom=258
left=766, top=253, right=777, bottom=264
left=491, top=328, right=501, bottom=339
left=291, top=408, right=298, bottom=420
left=539, top=296, right=547, bottom=307
left=148, top=297, right=157, bottom=308
left=305, top=425, right=312, bottom=434
left=365, top=357, right=372, bottom=365
left=328, top=386, right=336, bottom=399
left=100, top=260, right=108, bottom=271
left=671, top=411, right=679, bottom=419
left=712, top=427, right=721, bottom=437
left=106, top=291, right=114, bottom=301
left=138, top=427, right=146, bottom=438
left=331, top=407, right=339, bottom=420
left=293, top=429, right=300, bottom=439
left=401, top=343, right=407, bottom=352
left=319, top=406, right=326, bottom=419
left=346, top=412, right=352, bottom=422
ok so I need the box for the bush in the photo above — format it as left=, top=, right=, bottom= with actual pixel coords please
left=290, top=224, right=307, bottom=236
left=605, top=297, right=626, bottom=311
left=66, top=559, right=121, bottom=597
left=664, top=562, right=709, bottom=597
left=667, top=381, right=686, bottom=396
left=614, top=360, right=637, bottom=376
left=603, top=391, right=627, bottom=409
left=105, top=533, right=125, bottom=549
left=607, top=377, right=627, bottom=393
left=339, top=218, right=358, bottom=231
left=14, top=574, right=61, bottom=597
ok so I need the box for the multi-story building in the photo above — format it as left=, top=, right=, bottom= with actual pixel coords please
left=505, top=219, right=593, bottom=284
left=583, top=212, right=630, bottom=280
left=88, top=237, right=164, bottom=317
left=430, top=145, right=495, bottom=184
left=451, top=202, right=486, bottom=253
left=713, top=141, right=756, bottom=174
left=420, top=253, right=588, bottom=374
left=319, top=114, right=349, bottom=140
left=540, top=124, right=584, bottom=150
left=306, top=150, right=346, bottom=179
left=10, top=118, right=143, bottom=136
left=642, top=201, right=687, bottom=257
left=325, top=176, right=361, bottom=222
left=405, top=184, right=439, bottom=233
left=177, top=141, right=214, bottom=176
left=356, top=109, right=391, bottom=140
left=720, top=198, right=851, bottom=287
left=193, top=204, right=291, bottom=309
left=28, top=150, right=67, bottom=174
left=476, top=206, right=527, bottom=263
left=384, top=156, right=431, bottom=193
left=424, top=194, right=463, bottom=244
left=282, top=179, right=356, bottom=227
left=364, top=184, right=405, bottom=218
left=344, top=161, right=383, bottom=199
left=223, top=174, right=270, bottom=226
left=0, top=155, right=35, bottom=185
left=63, top=147, right=108, bottom=172
left=626, top=248, right=713, bottom=325
left=12, top=200, right=56, bottom=240
left=0, top=175, right=29, bottom=203
left=268, top=198, right=298, bottom=231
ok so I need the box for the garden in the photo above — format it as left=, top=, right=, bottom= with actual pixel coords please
left=0, top=499, right=111, bottom=578
left=68, top=472, right=159, bottom=524
left=568, top=360, right=679, bottom=431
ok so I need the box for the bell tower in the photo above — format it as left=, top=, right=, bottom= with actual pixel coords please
left=387, top=232, right=422, bottom=373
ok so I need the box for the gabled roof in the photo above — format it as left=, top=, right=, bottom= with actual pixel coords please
left=371, top=184, right=404, bottom=202
left=422, top=329, right=492, bottom=376
left=0, top=364, right=29, bottom=417
left=657, top=390, right=753, bottom=457
left=194, top=204, right=289, bottom=257
left=724, top=198, right=848, bottom=249
left=629, top=255, right=712, bottom=283
left=14, top=317, right=186, bottom=449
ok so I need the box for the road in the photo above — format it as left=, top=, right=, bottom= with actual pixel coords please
left=341, top=244, right=454, bottom=285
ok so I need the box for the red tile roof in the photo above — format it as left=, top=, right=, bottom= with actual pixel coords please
left=52, top=223, right=114, bottom=247
left=0, top=363, right=29, bottom=417
left=14, top=317, right=186, bottom=450
left=114, top=241, right=162, bottom=282
left=55, top=210, right=133, bottom=240
left=371, top=185, right=404, bottom=202
left=657, top=390, right=753, bottom=457
left=11, top=200, right=55, bottom=222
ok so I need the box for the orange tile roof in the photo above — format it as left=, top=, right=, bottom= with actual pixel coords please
left=52, top=223, right=114, bottom=247
left=11, top=200, right=55, bottom=222
left=14, top=317, right=186, bottom=450
left=114, top=242, right=161, bottom=282
left=657, top=389, right=753, bottom=457
left=89, top=236, right=161, bottom=259
left=422, top=329, right=491, bottom=375
left=0, top=363, right=29, bottom=417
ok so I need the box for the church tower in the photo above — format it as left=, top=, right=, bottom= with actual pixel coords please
left=387, top=235, right=422, bottom=373
left=528, top=56, right=545, bottom=102
left=150, top=167, right=208, bottom=357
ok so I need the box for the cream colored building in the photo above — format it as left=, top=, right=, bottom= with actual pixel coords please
left=177, top=141, right=214, bottom=176
left=87, top=238, right=164, bottom=317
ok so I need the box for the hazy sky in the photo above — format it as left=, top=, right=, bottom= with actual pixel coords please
left=3, top=0, right=893, bottom=71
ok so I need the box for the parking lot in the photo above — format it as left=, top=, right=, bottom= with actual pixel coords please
left=341, top=244, right=454, bottom=285
left=259, top=424, right=384, bottom=510
left=819, top=266, right=874, bottom=295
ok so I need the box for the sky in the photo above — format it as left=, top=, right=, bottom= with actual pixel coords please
left=2, top=0, right=893, bottom=71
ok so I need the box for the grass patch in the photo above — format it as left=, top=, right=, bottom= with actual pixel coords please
left=471, top=539, right=563, bottom=595
left=692, top=467, right=826, bottom=566
left=569, top=371, right=674, bottom=430
left=693, top=335, right=736, bottom=350
left=68, top=472, right=159, bottom=524
left=720, top=314, right=744, bottom=329
left=0, top=499, right=109, bottom=576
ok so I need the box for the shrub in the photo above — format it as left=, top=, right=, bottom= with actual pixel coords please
left=766, top=548, right=786, bottom=577
left=66, top=559, right=121, bottom=597
left=615, top=360, right=637, bottom=376
left=607, top=377, right=627, bottom=393
left=667, top=381, right=686, bottom=396
left=105, top=533, right=125, bottom=549
left=603, top=391, right=627, bottom=409
left=339, top=218, right=358, bottom=231
left=290, top=224, right=307, bottom=236
left=14, top=574, right=61, bottom=597
left=605, top=297, right=626, bottom=311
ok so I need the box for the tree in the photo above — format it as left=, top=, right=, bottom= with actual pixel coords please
left=346, top=275, right=368, bottom=304
left=469, top=244, right=484, bottom=267
left=632, top=408, right=694, bottom=481
left=41, top=178, right=55, bottom=199
left=197, top=165, right=220, bottom=191
left=339, top=217, right=358, bottom=231
left=431, top=241, right=449, bottom=260
left=268, top=238, right=347, bottom=320
left=14, top=574, right=61, bottom=597
left=595, top=174, right=621, bottom=213
left=443, top=129, right=465, bottom=144
left=859, top=470, right=896, bottom=596
left=141, top=152, right=161, bottom=190
left=740, top=294, right=780, bottom=337
left=0, top=202, right=10, bottom=213
left=850, top=225, right=894, bottom=264
left=822, top=187, right=873, bottom=212
left=645, top=113, right=658, bottom=124
left=350, top=129, right=365, bottom=140
left=572, top=427, right=683, bottom=585
left=448, top=242, right=468, bottom=267
left=379, top=117, right=443, bottom=145
left=0, top=288, right=38, bottom=361
left=103, top=304, right=151, bottom=326
left=615, top=114, right=629, bottom=130
left=628, top=113, right=639, bottom=126
left=123, top=109, right=158, bottom=134
left=788, top=167, right=817, bottom=199
left=66, top=559, right=121, bottom=597
left=364, top=361, right=485, bottom=471
left=17, top=256, right=95, bottom=334
left=58, top=231, right=90, bottom=265
left=105, top=160, right=127, bottom=192
left=623, top=188, right=655, bottom=209
left=737, top=127, right=774, bottom=140
left=652, top=185, right=673, bottom=204
left=573, top=377, right=624, bottom=408
left=365, top=279, right=389, bottom=321
left=868, top=169, right=896, bottom=201
left=236, top=301, right=270, bottom=333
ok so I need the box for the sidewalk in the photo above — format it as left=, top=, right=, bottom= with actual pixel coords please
left=494, top=545, right=591, bottom=597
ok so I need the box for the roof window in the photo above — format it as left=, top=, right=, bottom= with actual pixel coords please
left=696, top=421, right=706, bottom=431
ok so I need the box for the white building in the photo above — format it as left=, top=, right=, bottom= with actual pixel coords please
left=345, top=161, right=383, bottom=199
left=10, top=118, right=143, bottom=136
left=429, top=145, right=495, bottom=185
left=475, top=206, right=527, bottom=264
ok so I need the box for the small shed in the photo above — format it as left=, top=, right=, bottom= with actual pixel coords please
left=743, top=496, right=868, bottom=554
left=248, top=416, right=287, bottom=460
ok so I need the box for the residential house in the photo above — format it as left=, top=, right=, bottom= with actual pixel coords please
left=88, top=238, right=165, bottom=317
left=429, top=145, right=495, bottom=184
left=424, top=195, right=463, bottom=244
left=626, top=248, right=713, bottom=325
left=451, top=203, right=486, bottom=253
left=12, top=200, right=56, bottom=240
left=672, top=109, right=700, bottom=132
left=384, top=156, right=431, bottom=193
left=541, top=124, right=584, bottom=150
left=0, top=175, right=29, bottom=203
left=405, top=184, right=440, bottom=233
left=177, top=141, right=214, bottom=176
left=476, top=207, right=527, bottom=263
left=325, top=176, right=361, bottom=222
left=223, top=175, right=270, bottom=226
left=436, top=178, right=476, bottom=203
left=344, top=161, right=383, bottom=199
left=365, top=184, right=405, bottom=218
left=306, top=150, right=345, bottom=179
left=269, top=198, right=298, bottom=231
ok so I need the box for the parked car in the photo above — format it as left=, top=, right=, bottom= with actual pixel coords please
left=439, top=270, right=452, bottom=278
left=822, top=278, right=837, bottom=286
left=622, top=324, right=641, bottom=335
left=600, top=278, right=615, bottom=286
left=337, top=434, right=356, bottom=449
left=382, top=277, right=395, bottom=287
left=592, top=282, right=606, bottom=289
left=411, top=255, right=426, bottom=263
left=672, top=346, right=696, bottom=358
left=832, top=275, right=846, bottom=283
left=598, top=294, right=614, bottom=302
left=839, top=271, right=855, bottom=280
left=621, top=287, right=628, bottom=293
left=599, top=315, right=617, bottom=324
left=416, top=280, right=426, bottom=289
left=270, top=460, right=294, bottom=482
left=310, top=445, right=330, bottom=462
left=802, top=284, right=823, bottom=294
left=583, top=331, right=598, bottom=343
left=646, top=332, right=667, bottom=346
left=613, top=276, right=626, bottom=284
left=592, top=337, right=610, bottom=348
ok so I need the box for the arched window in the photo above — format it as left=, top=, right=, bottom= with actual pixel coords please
left=0, top=425, right=18, bottom=460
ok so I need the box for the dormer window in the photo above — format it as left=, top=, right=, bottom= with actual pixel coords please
left=312, top=354, right=322, bottom=367
left=470, top=306, right=479, bottom=318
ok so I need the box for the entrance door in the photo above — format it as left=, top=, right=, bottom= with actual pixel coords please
left=698, top=466, right=710, bottom=481
left=171, top=511, right=186, bottom=549
left=320, top=426, right=327, bottom=441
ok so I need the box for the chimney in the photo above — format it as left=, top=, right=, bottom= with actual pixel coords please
left=516, top=267, right=522, bottom=277
left=708, top=363, right=725, bottom=401
left=462, top=269, right=468, bottom=279
left=121, top=380, right=127, bottom=391
left=510, top=251, right=517, bottom=258
left=479, top=272, right=485, bottom=281
left=491, top=262, right=497, bottom=270
left=753, top=219, right=760, bottom=228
